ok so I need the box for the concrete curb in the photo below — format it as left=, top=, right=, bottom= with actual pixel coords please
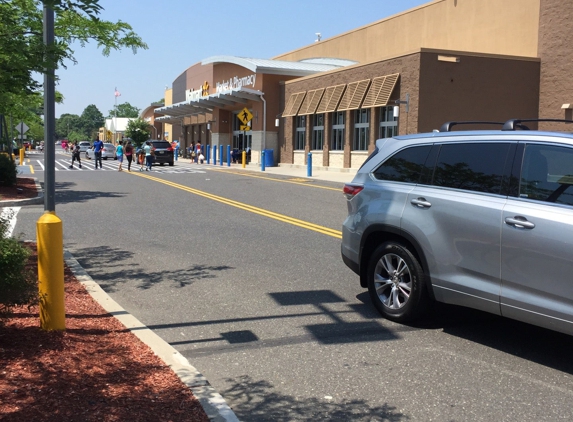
left=0, top=178, right=43, bottom=207
left=63, top=250, right=240, bottom=422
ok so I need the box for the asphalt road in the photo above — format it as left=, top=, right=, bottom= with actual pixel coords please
left=11, top=151, right=573, bottom=421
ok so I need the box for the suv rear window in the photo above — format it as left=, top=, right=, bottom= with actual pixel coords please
left=152, top=141, right=171, bottom=148
left=373, top=145, right=432, bottom=183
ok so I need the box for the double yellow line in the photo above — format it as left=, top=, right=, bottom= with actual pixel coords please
left=130, top=172, right=342, bottom=239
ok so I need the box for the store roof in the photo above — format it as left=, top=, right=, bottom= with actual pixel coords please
left=201, top=55, right=356, bottom=76
left=155, top=87, right=265, bottom=122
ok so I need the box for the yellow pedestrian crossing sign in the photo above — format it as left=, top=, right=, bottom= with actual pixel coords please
left=240, top=125, right=251, bottom=131
left=238, top=108, right=253, bottom=124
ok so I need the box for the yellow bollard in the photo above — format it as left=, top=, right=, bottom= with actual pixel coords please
left=19, top=148, right=24, bottom=164
left=36, top=211, right=66, bottom=331
left=242, top=151, right=246, bottom=168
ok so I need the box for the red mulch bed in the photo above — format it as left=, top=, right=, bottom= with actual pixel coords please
left=0, top=244, right=209, bottom=422
left=0, top=178, right=38, bottom=201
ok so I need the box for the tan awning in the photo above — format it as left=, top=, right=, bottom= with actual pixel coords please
left=297, top=88, right=325, bottom=115
left=282, top=92, right=306, bottom=117
left=336, top=79, right=370, bottom=111
left=361, top=73, right=399, bottom=108
left=316, top=84, right=346, bottom=113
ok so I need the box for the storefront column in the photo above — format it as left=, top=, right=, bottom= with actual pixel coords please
left=369, top=109, right=377, bottom=154
left=343, top=110, right=353, bottom=168
left=323, top=112, right=331, bottom=167
left=304, top=115, right=312, bottom=164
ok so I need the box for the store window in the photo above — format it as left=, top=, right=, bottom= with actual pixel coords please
left=312, top=114, right=324, bottom=150
left=353, top=109, right=370, bottom=151
left=379, top=106, right=398, bottom=139
left=295, top=116, right=306, bottom=150
left=331, top=111, right=345, bottom=151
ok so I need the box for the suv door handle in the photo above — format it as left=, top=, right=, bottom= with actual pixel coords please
left=411, top=198, right=432, bottom=208
left=505, top=216, right=535, bottom=229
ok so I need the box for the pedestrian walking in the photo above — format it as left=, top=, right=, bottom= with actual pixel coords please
left=138, top=145, right=145, bottom=171
left=124, top=141, right=133, bottom=171
left=174, top=140, right=180, bottom=161
left=116, top=140, right=124, bottom=171
left=144, top=141, right=153, bottom=171
left=195, top=141, right=202, bottom=164
left=92, top=136, right=104, bottom=169
left=69, top=142, right=82, bottom=169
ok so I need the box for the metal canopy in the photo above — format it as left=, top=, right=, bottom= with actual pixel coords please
left=155, top=87, right=264, bottom=119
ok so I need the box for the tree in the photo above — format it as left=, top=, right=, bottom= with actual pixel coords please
left=80, top=104, right=103, bottom=139
left=124, top=118, right=151, bottom=148
left=109, top=102, right=140, bottom=118
left=0, top=0, right=147, bottom=119
left=55, top=113, right=81, bottom=139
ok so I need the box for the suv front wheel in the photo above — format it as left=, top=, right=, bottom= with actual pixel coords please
left=367, top=242, right=429, bottom=322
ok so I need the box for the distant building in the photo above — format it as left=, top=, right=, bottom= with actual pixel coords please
left=98, top=117, right=134, bottom=143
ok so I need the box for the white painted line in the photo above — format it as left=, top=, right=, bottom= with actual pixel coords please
left=36, top=160, right=45, bottom=170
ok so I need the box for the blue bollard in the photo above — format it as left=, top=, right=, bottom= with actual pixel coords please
left=261, top=150, right=266, bottom=172
left=212, top=145, right=217, bottom=165
left=219, top=145, right=223, bottom=166
left=307, top=152, right=312, bottom=177
left=227, top=145, right=231, bottom=167
left=206, top=146, right=210, bottom=164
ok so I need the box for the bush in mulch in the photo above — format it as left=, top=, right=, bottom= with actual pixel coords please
left=0, top=153, right=17, bottom=187
left=0, top=211, right=38, bottom=321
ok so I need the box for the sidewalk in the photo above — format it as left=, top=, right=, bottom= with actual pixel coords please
left=184, top=157, right=358, bottom=185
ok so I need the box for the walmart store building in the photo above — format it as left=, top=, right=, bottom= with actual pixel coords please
left=155, top=0, right=572, bottom=170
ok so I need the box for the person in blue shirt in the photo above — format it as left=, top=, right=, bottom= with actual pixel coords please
left=92, top=137, right=104, bottom=169
left=143, top=141, right=153, bottom=171
left=116, top=140, right=124, bottom=172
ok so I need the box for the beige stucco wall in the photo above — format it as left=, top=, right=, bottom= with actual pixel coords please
left=329, top=152, right=344, bottom=169
left=274, top=0, right=540, bottom=65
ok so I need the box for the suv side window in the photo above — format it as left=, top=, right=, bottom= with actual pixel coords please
left=432, top=143, right=511, bottom=194
left=373, top=145, right=432, bottom=183
left=520, top=144, right=573, bottom=206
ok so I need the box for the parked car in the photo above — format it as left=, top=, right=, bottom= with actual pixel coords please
left=78, top=141, right=91, bottom=153
left=341, top=118, right=573, bottom=336
left=85, top=142, right=117, bottom=160
left=150, top=140, right=174, bottom=166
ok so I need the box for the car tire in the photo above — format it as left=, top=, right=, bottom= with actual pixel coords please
left=169, top=161, right=174, bottom=166
left=103, top=157, right=107, bottom=160
left=85, top=153, right=90, bottom=159
left=367, top=241, right=430, bottom=322
left=160, top=162, right=164, bottom=166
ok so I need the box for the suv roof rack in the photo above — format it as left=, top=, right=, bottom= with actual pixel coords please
left=502, top=118, right=573, bottom=131
left=439, top=121, right=504, bottom=132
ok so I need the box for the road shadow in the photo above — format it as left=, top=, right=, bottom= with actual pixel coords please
left=221, top=375, right=408, bottom=422
left=71, top=244, right=233, bottom=292
left=54, top=181, right=127, bottom=204
left=355, top=292, right=573, bottom=375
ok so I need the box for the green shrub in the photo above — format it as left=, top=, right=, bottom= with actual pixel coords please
left=0, top=211, right=38, bottom=321
left=0, top=153, right=17, bottom=186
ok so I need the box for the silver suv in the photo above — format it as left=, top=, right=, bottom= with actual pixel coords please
left=342, top=119, right=573, bottom=336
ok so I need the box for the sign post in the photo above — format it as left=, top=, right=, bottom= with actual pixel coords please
left=238, top=108, right=252, bottom=166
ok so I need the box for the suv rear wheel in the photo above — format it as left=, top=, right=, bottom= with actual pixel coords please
left=367, top=242, right=429, bottom=322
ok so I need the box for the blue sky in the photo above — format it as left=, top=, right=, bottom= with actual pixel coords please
left=55, top=0, right=429, bottom=118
